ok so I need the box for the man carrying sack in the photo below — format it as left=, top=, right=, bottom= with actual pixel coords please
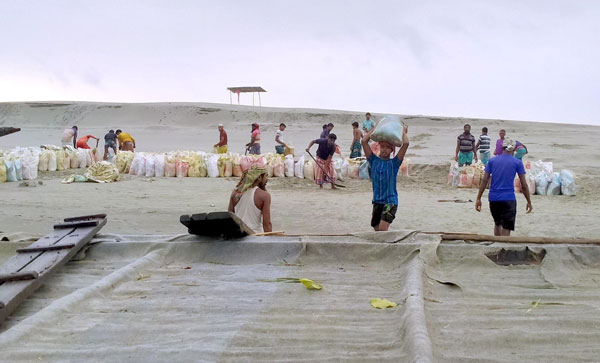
left=364, top=116, right=410, bottom=231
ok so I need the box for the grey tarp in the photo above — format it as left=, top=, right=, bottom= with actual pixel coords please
left=0, top=232, right=599, bottom=362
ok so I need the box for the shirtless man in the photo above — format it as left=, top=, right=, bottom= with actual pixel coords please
left=61, top=126, right=78, bottom=148
left=350, top=122, right=362, bottom=158
left=228, top=168, right=272, bottom=233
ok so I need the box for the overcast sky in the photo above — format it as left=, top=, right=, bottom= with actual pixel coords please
left=1, top=0, right=599, bottom=125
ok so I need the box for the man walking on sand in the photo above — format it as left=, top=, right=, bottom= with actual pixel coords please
left=455, top=124, right=477, bottom=166
left=275, top=123, right=287, bottom=154
left=350, top=122, right=362, bottom=158
left=307, top=134, right=338, bottom=189
left=246, top=123, right=261, bottom=155
left=475, top=137, right=533, bottom=236
left=228, top=168, right=272, bottom=233
left=214, top=124, right=228, bottom=153
left=475, top=127, right=492, bottom=165
left=103, top=130, right=118, bottom=160
left=61, top=126, right=78, bottom=148
left=362, top=123, right=410, bottom=231
left=494, top=129, right=506, bottom=156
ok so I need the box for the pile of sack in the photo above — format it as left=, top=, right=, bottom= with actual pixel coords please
left=447, top=159, right=577, bottom=196
left=0, top=145, right=110, bottom=183
left=448, top=162, right=486, bottom=188
left=526, top=160, right=576, bottom=196
left=0, top=146, right=41, bottom=182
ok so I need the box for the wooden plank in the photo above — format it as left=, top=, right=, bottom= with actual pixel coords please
left=54, top=221, right=98, bottom=229
left=0, top=271, right=38, bottom=284
left=441, top=234, right=600, bottom=245
left=16, top=244, right=75, bottom=253
left=0, top=217, right=106, bottom=325
left=0, top=227, right=74, bottom=275
left=63, top=214, right=107, bottom=222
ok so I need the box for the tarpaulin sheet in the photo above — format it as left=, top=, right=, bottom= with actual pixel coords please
left=0, top=233, right=599, bottom=362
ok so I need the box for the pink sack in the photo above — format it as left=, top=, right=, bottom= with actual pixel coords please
left=514, top=176, right=522, bottom=193
left=254, top=156, right=266, bottom=168
left=240, top=156, right=252, bottom=173
left=273, top=163, right=285, bottom=177
left=176, top=160, right=189, bottom=177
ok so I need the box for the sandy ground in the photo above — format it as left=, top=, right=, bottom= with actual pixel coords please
left=1, top=101, right=599, bottom=239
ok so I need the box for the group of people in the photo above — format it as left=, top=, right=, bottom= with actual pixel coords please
left=228, top=114, right=534, bottom=238
left=456, top=125, right=528, bottom=166
left=61, top=126, right=136, bottom=160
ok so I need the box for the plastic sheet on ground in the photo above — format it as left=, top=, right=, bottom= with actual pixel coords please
left=0, top=234, right=599, bottom=362
left=61, top=161, right=120, bottom=183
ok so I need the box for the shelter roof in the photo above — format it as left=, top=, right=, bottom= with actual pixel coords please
left=227, top=87, right=266, bottom=93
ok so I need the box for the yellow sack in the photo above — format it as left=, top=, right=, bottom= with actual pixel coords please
left=188, top=162, right=202, bottom=177
left=56, top=150, right=65, bottom=171
left=370, top=298, right=397, bottom=309
left=84, top=161, right=120, bottom=183
left=0, top=157, right=6, bottom=183
left=116, top=151, right=134, bottom=173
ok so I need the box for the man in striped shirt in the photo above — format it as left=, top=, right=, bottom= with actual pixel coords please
left=475, top=127, right=492, bottom=165
left=455, top=124, right=478, bottom=166
left=362, top=123, right=410, bottom=231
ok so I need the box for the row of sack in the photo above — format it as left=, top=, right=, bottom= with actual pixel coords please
left=1, top=145, right=411, bottom=183
left=447, top=160, right=576, bottom=196
left=118, top=151, right=410, bottom=180
left=0, top=145, right=106, bottom=183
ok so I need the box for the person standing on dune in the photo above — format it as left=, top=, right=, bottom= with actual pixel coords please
left=214, top=124, right=228, bottom=154
left=363, top=112, right=375, bottom=133
left=320, top=123, right=334, bottom=139
left=246, top=123, right=261, bottom=155
left=275, top=123, right=287, bottom=154
left=455, top=124, right=477, bottom=166
left=475, top=127, right=491, bottom=165
left=494, top=129, right=506, bottom=156
left=350, top=122, right=362, bottom=158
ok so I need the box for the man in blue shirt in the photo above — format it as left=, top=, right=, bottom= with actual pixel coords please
left=362, top=123, right=409, bottom=231
left=475, top=137, right=533, bottom=236
left=363, top=112, right=375, bottom=133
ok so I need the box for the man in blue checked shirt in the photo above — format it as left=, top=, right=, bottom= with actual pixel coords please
left=362, top=123, right=410, bottom=231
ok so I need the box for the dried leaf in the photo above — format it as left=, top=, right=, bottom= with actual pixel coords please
left=371, top=298, right=397, bottom=309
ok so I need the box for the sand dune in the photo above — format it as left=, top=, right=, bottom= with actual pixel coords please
left=1, top=101, right=599, bottom=238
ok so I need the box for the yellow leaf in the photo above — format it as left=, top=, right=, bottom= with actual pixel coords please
left=371, top=298, right=397, bottom=309
left=299, top=278, right=322, bottom=290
